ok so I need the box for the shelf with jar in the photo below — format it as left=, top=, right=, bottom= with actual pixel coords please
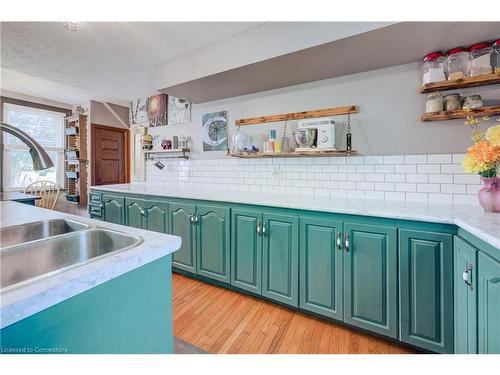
left=420, top=40, right=500, bottom=122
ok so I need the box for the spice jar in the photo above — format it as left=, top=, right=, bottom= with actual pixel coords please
left=446, top=47, right=469, bottom=80
left=492, top=40, right=500, bottom=74
left=444, top=93, right=462, bottom=111
left=469, top=42, right=493, bottom=77
left=463, top=95, right=483, bottom=110
left=425, top=92, right=444, bottom=113
left=422, top=51, right=446, bottom=84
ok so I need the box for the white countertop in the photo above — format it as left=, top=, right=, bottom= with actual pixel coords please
left=0, top=201, right=182, bottom=329
left=93, top=183, right=500, bottom=250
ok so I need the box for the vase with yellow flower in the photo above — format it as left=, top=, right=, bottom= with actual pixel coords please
left=461, top=113, right=500, bottom=212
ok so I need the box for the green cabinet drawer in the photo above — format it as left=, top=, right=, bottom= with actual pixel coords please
left=196, top=203, right=230, bottom=284
left=399, top=229, right=454, bottom=353
left=343, top=222, right=398, bottom=339
left=300, top=215, right=343, bottom=319
left=261, top=212, right=299, bottom=308
left=454, top=236, right=477, bottom=354
left=478, top=252, right=500, bottom=354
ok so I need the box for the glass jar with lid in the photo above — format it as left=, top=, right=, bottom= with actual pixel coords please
left=469, top=42, right=493, bottom=77
left=492, top=40, right=500, bottom=73
left=463, top=95, right=483, bottom=110
left=443, top=93, right=462, bottom=111
left=425, top=92, right=444, bottom=113
left=422, top=51, right=446, bottom=84
left=446, top=47, right=469, bottom=80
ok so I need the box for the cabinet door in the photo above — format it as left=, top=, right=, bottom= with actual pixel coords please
left=262, top=212, right=299, bottom=307
left=196, top=203, right=230, bottom=284
left=399, top=230, right=454, bottom=353
left=454, top=236, right=477, bottom=354
left=144, top=200, right=168, bottom=234
left=300, top=215, right=343, bottom=319
left=102, top=194, right=125, bottom=225
left=231, top=208, right=262, bottom=294
left=478, top=252, right=500, bottom=354
left=125, top=198, right=145, bottom=229
left=344, top=222, right=397, bottom=338
left=169, top=202, right=196, bottom=273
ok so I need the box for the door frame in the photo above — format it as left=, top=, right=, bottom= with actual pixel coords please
left=91, top=123, right=130, bottom=185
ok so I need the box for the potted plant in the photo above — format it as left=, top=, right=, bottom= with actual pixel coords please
left=462, top=113, right=500, bottom=213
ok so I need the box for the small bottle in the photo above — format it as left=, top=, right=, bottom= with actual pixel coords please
left=268, top=129, right=276, bottom=152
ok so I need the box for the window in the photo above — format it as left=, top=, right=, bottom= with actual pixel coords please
left=2, top=102, right=65, bottom=191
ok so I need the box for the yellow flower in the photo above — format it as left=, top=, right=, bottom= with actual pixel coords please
left=486, top=124, right=500, bottom=146
left=462, top=155, right=490, bottom=174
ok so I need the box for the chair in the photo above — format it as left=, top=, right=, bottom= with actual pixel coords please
left=24, top=180, right=61, bottom=210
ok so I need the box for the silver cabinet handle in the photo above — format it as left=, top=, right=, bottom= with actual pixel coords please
left=463, top=264, right=473, bottom=290
left=256, top=222, right=262, bottom=236
left=140, top=207, right=145, bottom=216
left=194, top=214, right=199, bottom=224
left=262, top=223, right=266, bottom=237
left=190, top=215, right=195, bottom=224
left=336, top=233, right=342, bottom=250
left=345, top=234, right=350, bottom=252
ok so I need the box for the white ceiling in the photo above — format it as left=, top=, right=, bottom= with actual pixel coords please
left=0, top=22, right=263, bottom=105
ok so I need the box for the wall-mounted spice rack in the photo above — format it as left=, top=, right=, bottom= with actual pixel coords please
left=143, top=148, right=190, bottom=160
left=235, top=105, right=359, bottom=126
left=420, top=72, right=500, bottom=93
left=421, top=105, right=500, bottom=122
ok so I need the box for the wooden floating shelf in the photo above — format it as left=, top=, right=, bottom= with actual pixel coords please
left=143, top=148, right=190, bottom=160
left=235, top=105, right=359, bottom=126
left=420, top=72, right=500, bottom=94
left=228, top=150, right=358, bottom=158
left=421, top=105, right=500, bottom=122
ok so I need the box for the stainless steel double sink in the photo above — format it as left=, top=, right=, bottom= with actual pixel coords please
left=0, top=219, right=143, bottom=291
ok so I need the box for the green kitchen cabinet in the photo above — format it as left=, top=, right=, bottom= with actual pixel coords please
left=102, top=194, right=125, bottom=225
left=343, top=222, right=398, bottom=338
left=262, top=212, right=299, bottom=307
left=454, top=236, right=477, bottom=354
left=144, top=200, right=168, bottom=234
left=169, top=202, right=197, bottom=273
left=196, top=203, right=231, bottom=283
left=399, top=229, right=454, bottom=353
left=299, top=215, right=343, bottom=319
left=125, top=198, right=145, bottom=229
left=478, top=252, right=500, bottom=354
left=231, top=208, right=262, bottom=294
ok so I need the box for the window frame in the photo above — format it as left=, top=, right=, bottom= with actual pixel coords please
left=0, top=96, right=71, bottom=192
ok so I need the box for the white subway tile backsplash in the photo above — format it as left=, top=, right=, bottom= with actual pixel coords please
left=145, top=153, right=480, bottom=207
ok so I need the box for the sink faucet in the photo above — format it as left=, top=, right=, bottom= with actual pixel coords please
left=0, top=122, right=54, bottom=192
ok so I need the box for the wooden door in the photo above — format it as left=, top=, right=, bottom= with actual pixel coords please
left=343, top=222, right=398, bottom=339
left=92, top=124, right=129, bottom=186
left=454, top=236, right=478, bottom=354
left=261, top=211, right=299, bottom=307
left=399, top=229, right=454, bottom=353
left=478, top=252, right=500, bottom=354
left=231, top=208, right=262, bottom=294
left=196, top=203, right=231, bottom=284
left=169, top=202, right=196, bottom=273
left=300, top=215, right=343, bottom=320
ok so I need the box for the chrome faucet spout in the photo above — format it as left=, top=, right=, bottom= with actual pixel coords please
left=0, top=122, right=54, bottom=170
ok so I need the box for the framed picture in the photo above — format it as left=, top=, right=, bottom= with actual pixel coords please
left=168, top=96, right=191, bottom=125
left=202, top=111, right=228, bottom=151
left=147, top=94, right=168, bottom=127
left=129, top=98, right=148, bottom=124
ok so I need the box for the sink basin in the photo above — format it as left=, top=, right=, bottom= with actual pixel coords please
left=0, top=219, right=88, bottom=249
left=1, top=228, right=142, bottom=290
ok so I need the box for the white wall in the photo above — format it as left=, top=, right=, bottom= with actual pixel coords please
left=90, top=101, right=129, bottom=129
left=147, top=62, right=499, bottom=158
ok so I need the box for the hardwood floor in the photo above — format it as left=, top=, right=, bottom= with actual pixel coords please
left=172, top=273, right=418, bottom=354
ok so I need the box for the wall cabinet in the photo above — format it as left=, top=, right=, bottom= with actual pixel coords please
left=102, top=194, right=125, bottom=225
left=344, top=222, right=398, bottom=338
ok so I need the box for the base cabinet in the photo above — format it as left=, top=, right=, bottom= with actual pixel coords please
left=478, top=252, right=500, bottom=354
left=169, top=202, right=197, bottom=273
left=299, top=216, right=343, bottom=320
left=344, top=222, right=398, bottom=339
left=399, top=230, right=454, bottom=353
left=102, top=194, right=125, bottom=225
left=454, top=236, right=477, bottom=354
